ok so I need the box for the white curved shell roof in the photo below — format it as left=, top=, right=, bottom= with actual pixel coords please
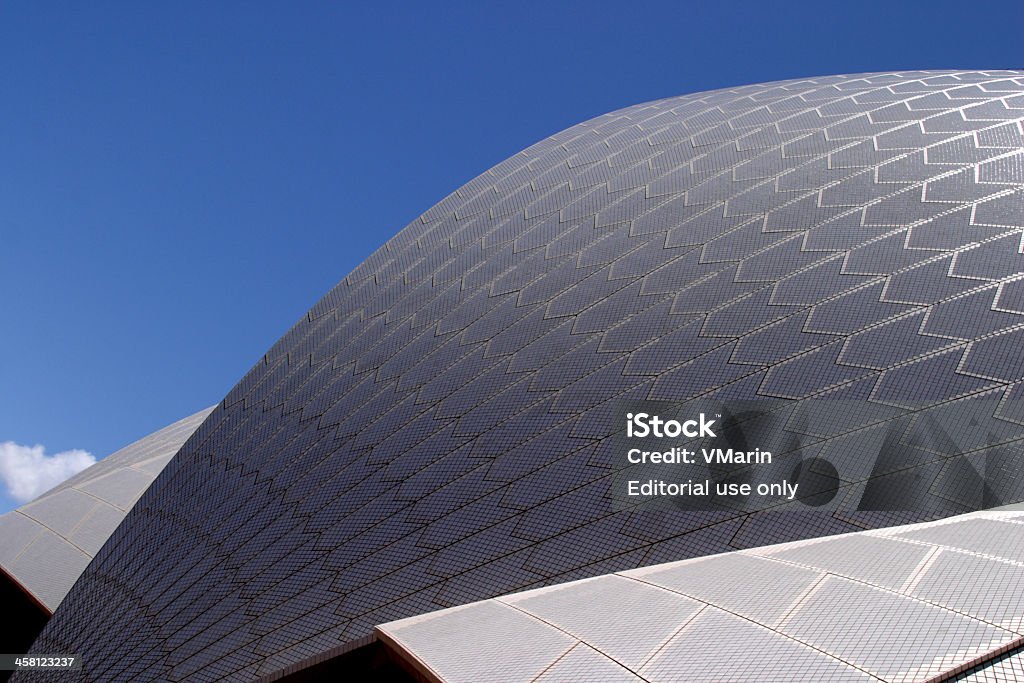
left=0, top=407, right=213, bottom=611
left=378, top=510, right=1024, bottom=683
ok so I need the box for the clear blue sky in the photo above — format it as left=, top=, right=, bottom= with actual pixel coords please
left=1, top=1, right=1021, bottom=513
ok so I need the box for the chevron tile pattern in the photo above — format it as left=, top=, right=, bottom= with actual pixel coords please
left=20, top=71, right=1024, bottom=682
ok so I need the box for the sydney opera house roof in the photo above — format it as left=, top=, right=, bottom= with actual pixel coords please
left=0, top=407, right=213, bottom=612
left=10, top=69, right=1024, bottom=681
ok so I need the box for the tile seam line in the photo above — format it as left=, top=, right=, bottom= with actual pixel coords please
left=9, top=509, right=94, bottom=559
left=635, top=602, right=709, bottom=671
left=874, top=520, right=1024, bottom=570
left=898, top=545, right=943, bottom=594
left=523, top=640, right=582, bottom=683
left=751, top=554, right=1024, bottom=634
left=773, top=571, right=831, bottom=631
left=491, top=596, right=652, bottom=683
left=617, top=572, right=885, bottom=681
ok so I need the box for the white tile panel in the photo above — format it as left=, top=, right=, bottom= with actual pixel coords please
left=533, top=643, right=645, bottom=683
left=67, top=502, right=124, bottom=556
left=0, top=407, right=212, bottom=611
left=641, top=608, right=874, bottom=682
left=8, top=529, right=90, bottom=610
left=20, top=489, right=97, bottom=537
left=892, top=517, right=1024, bottom=563
left=758, top=534, right=931, bottom=591
left=782, top=576, right=1015, bottom=682
left=507, top=575, right=702, bottom=669
left=0, top=512, right=42, bottom=565
left=627, top=552, right=823, bottom=626
left=912, top=550, right=1024, bottom=632
left=380, top=601, right=575, bottom=683
left=76, top=468, right=154, bottom=511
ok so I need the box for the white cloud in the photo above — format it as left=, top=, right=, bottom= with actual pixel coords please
left=0, top=442, right=96, bottom=503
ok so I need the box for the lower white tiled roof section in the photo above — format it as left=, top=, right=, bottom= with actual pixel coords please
left=0, top=406, right=214, bottom=611
left=376, top=510, right=1024, bottom=683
